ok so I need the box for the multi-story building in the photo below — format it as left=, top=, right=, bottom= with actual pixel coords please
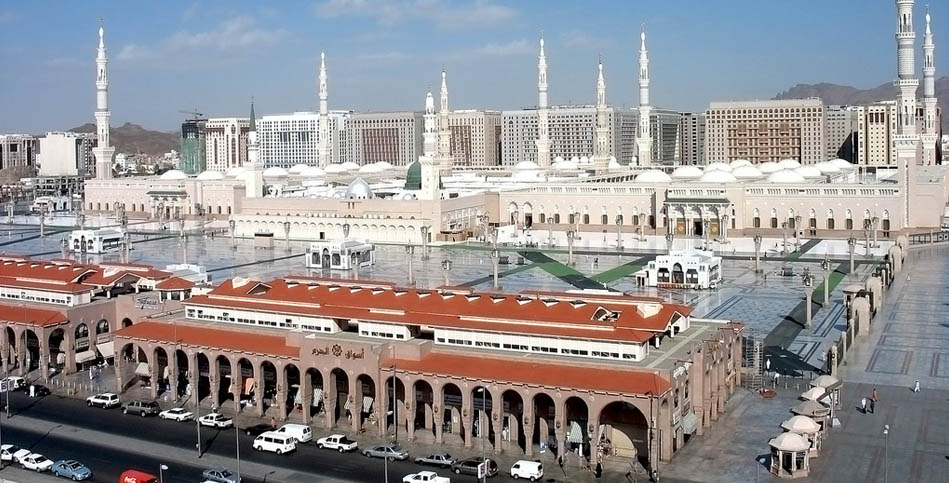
left=338, top=112, right=423, bottom=166
left=204, top=118, right=250, bottom=172
left=179, top=118, right=206, bottom=175
left=38, top=132, right=97, bottom=177
left=0, top=134, right=38, bottom=170
left=676, top=112, right=705, bottom=165
left=704, top=99, right=825, bottom=164
left=648, top=109, right=682, bottom=166
left=447, top=110, right=502, bottom=167
left=856, top=102, right=897, bottom=166
left=257, top=111, right=346, bottom=168
left=824, top=105, right=859, bottom=162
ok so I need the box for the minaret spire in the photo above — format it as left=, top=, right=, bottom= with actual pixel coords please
left=894, top=0, right=921, bottom=225
left=437, top=69, right=453, bottom=171
left=92, top=23, right=114, bottom=179
left=593, top=59, right=610, bottom=173
left=921, top=7, right=939, bottom=164
left=535, top=35, right=551, bottom=168
left=245, top=99, right=263, bottom=198
left=419, top=89, right=440, bottom=200
left=635, top=27, right=653, bottom=166
left=318, top=51, right=331, bottom=167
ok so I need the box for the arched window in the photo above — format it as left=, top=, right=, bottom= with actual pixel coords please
left=553, top=213, right=561, bottom=224
left=845, top=209, right=853, bottom=230
left=601, top=214, right=608, bottom=225
left=827, top=209, right=835, bottom=230
left=753, top=208, right=761, bottom=228
left=583, top=214, right=590, bottom=224
left=770, top=208, right=778, bottom=229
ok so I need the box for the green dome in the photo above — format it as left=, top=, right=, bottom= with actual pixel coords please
left=404, top=160, right=421, bottom=190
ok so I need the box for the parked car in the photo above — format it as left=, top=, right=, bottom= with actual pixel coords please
left=252, top=431, right=297, bottom=455
left=275, top=423, right=312, bottom=443
left=316, top=434, right=358, bottom=452
left=123, top=400, right=160, bottom=417
left=118, top=470, right=159, bottom=483
left=158, top=407, right=194, bottom=421
left=20, top=453, right=54, bottom=472
left=243, top=423, right=274, bottom=437
left=403, top=471, right=451, bottom=483
left=415, top=453, right=455, bottom=468
left=1, top=376, right=26, bottom=392
left=363, top=444, right=409, bottom=461
left=51, top=459, right=93, bottom=480
left=451, top=458, right=498, bottom=478
left=201, top=466, right=240, bottom=483
left=27, top=384, right=50, bottom=397
left=0, top=444, right=30, bottom=463
left=198, top=413, right=233, bottom=428
left=510, top=460, right=543, bottom=481
left=86, top=392, right=120, bottom=408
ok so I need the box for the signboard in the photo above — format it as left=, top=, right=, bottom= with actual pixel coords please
left=477, top=461, right=486, bottom=480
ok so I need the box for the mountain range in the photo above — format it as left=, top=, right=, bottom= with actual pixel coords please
left=69, top=122, right=178, bottom=158
left=773, top=76, right=949, bottom=133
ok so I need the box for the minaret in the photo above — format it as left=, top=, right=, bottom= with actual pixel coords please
left=93, top=25, right=115, bottom=180
left=419, top=90, right=440, bottom=200
left=635, top=29, right=653, bottom=166
left=593, top=59, right=610, bottom=173
left=894, top=0, right=920, bottom=225
left=535, top=37, right=551, bottom=168
left=921, top=8, right=938, bottom=165
left=437, top=69, right=453, bottom=172
left=245, top=101, right=263, bottom=198
left=318, top=51, right=331, bottom=167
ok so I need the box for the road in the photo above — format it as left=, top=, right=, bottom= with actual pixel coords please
left=0, top=392, right=524, bottom=483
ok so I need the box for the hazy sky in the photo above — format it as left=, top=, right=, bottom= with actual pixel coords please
left=0, top=0, right=944, bottom=133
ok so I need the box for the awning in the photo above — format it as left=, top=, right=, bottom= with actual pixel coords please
left=363, top=396, right=374, bottom=412
left=57, top=352, right=66, bottom=365
left=567, top=421, right=584, bottom=444
left=292, top=385, right=302, bottom=405
left=96, top=342, right=114, bottom=359
left=243, top=377, right=255, bottom=395
left=75, top=350, right=96, bottom=364
left=313, top=388, right=323, bottom=405
left=680, top=412, right=699, bottom=435
left=135, top=362, right=151, bottom=378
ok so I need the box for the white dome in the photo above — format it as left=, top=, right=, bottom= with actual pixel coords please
left=513, top=169, right=542, bottom=181
left=778, top=158, right=801, bottom=169
left=831, top=158, right=854, bottom=170
left=345, top=177, right=374, bottom=199
left=339, top=162, right=360, bottom=171
left=816, top=161, right=841, bottom=174
left=608, top=157, right=622, bottom=170
left=359, top=164, right=383, bottom=173
left=705, top=162, right=732, bottom=172
left=196, top=170, right=223, bottom=180
left=300, top=166, right=326, bottom=177
left=554, top=156, right=565, bottom=164
left=570, top=156, right=580, bottom=163
left=794, top=166, right=824, bottom=179
left=579, top=156, right=590, bottom=165
left=671, top=165, right=703, bottom=179
left=732, top=165, right=764, bottom=179
left=781, top=416, right=821, bottom=434
left=698, top=170, right=737, bottom=183
left=769, top=432, right=810, bottom=452
left=634, top=169, right=672, bottom=184
left=375, top=161, right=394, bottom=170
left=325, top=164, right=347, bottom=174
left=767, top=169, right=806, bottom=184
left=288, top=164, right=309, bottom=174
left=515, top=160, right=540, bottom=171
left=225, top=167, right=247, bottom=178
left=235, top=170, right=254, bottom=181
left=160, top=169, right=187, bottom=180
left=553, top=159, right=579, bottom=171
left=759, top=161, right=782, bottom=174
left=729, top=159, right=752, bottom=169
left=262, top=166, right=288, bottom=178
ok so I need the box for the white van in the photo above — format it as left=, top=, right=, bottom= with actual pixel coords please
left=510, top=459, right=543, bottom=481
left=253, top=431, right=297, bottom=454
left=275, top=423, right=312, bottom=443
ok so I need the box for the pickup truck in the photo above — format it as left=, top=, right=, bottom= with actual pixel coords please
left=403, top=471, right=450, bottom=483
left=315, top=434, right=358, bottom=453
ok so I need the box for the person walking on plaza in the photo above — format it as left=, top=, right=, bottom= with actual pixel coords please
left=869, top=388, right=879, bottom=414
left=861, top=397, right=867, bottom=413
left=913, top=380, right=920, bottom=393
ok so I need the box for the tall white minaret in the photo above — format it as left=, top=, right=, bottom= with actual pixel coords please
left=535, top=37, right=551, bottom=168
left=245, top=101, right=263, bottom=198
left=593, top=59, right=610, bottom=173
left=921, top=8, right=938, bottom=165
left=318, top=51, right=331, bottom=167
left=419, top=90, right=440, bottom=200
left=437, top=69, right=453, bottom=171
left=635, top=29, right=653, bottom=166
left=93, top=25, right=115, bottom=180
left=894, top=0, right=920, bottom=225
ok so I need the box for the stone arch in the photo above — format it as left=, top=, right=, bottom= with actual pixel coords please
left=48, top=327, right=66, bottom=372
left=441, top=382, right=465, bottom=445
left=329, top=368, right=350, bottom=428
left=599, top=400, right=650, bottom=468
left=259, top=360, right=278, bottom=414
left=471, top=385, right=496, bottom=451
left=236, top=357, right=255, bottom=411
left=4, top=327, right=15, bottom=370
left=196, top=352, right=211, bottom=403
left=500, top=389, right=526, bottom=454
left=355, top=373, right=377, bottom=432
left=96, top=319, right=110, bottom=335
left=175, top=349, right=190, bottom=399
left=121, top=318, right=133, bottom=328
left=827, top=209, right=835, bottom=230
left=20, top=329, right=39, bottom=373
left=383, top=374, right=408, bottom=438
left=284, top=363, right=301, bottom=420
left=152, top=347, right=169, bottom=397
left=216, top=355, right=233, bottom=407
left=413, top=379, right=436, bottom=443
left=532, top=392, right=556, bottom=455
left=565, top=396, right=590, bottom=457
left=305, top=367, right=324, bottom=424
left=117, top=341, right=148, bottom=393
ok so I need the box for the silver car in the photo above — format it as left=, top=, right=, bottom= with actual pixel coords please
left=414, top=453, right=454, bottom=468
left=362, top=444, right=409, bottom=461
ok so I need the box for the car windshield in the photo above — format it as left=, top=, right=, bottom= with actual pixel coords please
left=391, top=446, right=403, bottom=452
left=5, top=446, right=19, bottom=453
left=220, top=470, right=233, bottom=477
left=443, top=454, right=451, bottom=459
left=147, top=402, right=159, bottom=407
left=68, top=462, right=82, bottom=469
left=36, top=456, right=49, bottom=463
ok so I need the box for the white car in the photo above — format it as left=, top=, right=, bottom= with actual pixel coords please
left=403, top=471, right=451, bottom=483
left=0, top=376, right=26, bottom=392
left=199, top=412, right=233, bottom=428
left=0, top=444, right=30, bottom=463
left=316, top=434, right=358, bottom=453
left=86, top=392, right=120, bottom=409
left=20, top=453, right=54, bottom=472
left=510, top=460, right=543, bottom=481
left=159, top=407, right=194, bottom=421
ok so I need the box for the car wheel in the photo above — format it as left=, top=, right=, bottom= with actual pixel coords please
left=140, top=412, right=146, bottom=418
left=454, top=468, right=461, bottom=474
left=276, top=449, right=283, bottom=455
left=530, top=477, right=537, bottom=482
left=513, top=475, right=519, bottom=480
left=338, top=447, right=344, bottom=453
left=317, top=443, right=324, bottom=449
left=87, top=402, right=92, bottom=407
left=123, top=408, right=128, bottom=414
left=72, top=476, right=79, bottom=481
left=387, top=456, right=395, bottom=462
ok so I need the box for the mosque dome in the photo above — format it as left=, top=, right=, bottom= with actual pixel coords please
left=300, top=166, right=326, bottom=177
left=671, top=165, right=703, bottom=179
left=729, top=159, right=752, bottom=169
left=554, top=156, right=565, bottom=164
left=698, top=170, right=737, bottom=183
left=608, top=156, right=622, bottom=170
left=160, top=169, right=187, bottom=180
left=831, top=158, right=854, bottom=170
left=570, top=156, right=580, bottom=164
left=339, top=161, right=360, bottom=171
left=325, top=164, right=347, bottom=174
left=515, top=160, right=540, bottom=171
left=794, top=166, right=824, bottom=179
left=705, top=162, right=732, bottom=172
left=758, top=161, right=782, bottom=174
left=778, top=158, right=801, bottom=169
left=553, top=159, right=579, bottom=171
left=225, top=167, right=247, bottom=178
left=196, top=170, right=223, bottom=180
left=288, top=164, right=309, bottom=174
left=375, top=161, right=394, bottom=170
left=345, top=177, right=375, bottom=199
left=732, top=165, right=764, bottom=179
left=767, top=169, right=806, bottom=183
left=262, top=166, right=288, bottom=178
left=359, top=164, right=384, bottom=174
left=579, top=156, right=590, bottom=165
left=816, top=161, right=841, bottom=174
left=404, top=160, right=422, bottom=190
left=634, top=169, right=672, bottom=184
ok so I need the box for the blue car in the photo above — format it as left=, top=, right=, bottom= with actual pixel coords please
left=51, top=460, right=92, bottom=481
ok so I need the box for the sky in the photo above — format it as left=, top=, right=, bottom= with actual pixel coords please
left=0, top=0, right=945, bottom=133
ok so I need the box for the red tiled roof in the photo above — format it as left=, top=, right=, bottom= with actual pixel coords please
left=0, top=276, right=96, bottom=294
left=114, top=321, right=298, bottom=357
left=155, top=277, right=195, bottom=291
left=390, top=351, right=671, bottom=396
left=0, top=258, right=94, bottom=283
left=0, top=303, right=68, bottom=327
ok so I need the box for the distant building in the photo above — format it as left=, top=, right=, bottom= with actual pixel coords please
left=637, top=250, right=722, bottom=290
left=179, top=118, right=206, bottom=175
left=501, top=106, right=637, bottom=165
left=0, top=134, right=38, bottom=170
left=676, top=112, right=706, bottom=165
left=339, top=112, right=423, bottom=166
left=824, top=105, right=859, bottom=162
left=855, top=102, right=897, bottom=166
left=447, top=110, right=502, bottom=167
left=257, top=111, right=346, bottom=168
left=704, top=99, right=825, bottom=164
left=204, top=118, right=250, bottom=172
left=38, top=132, right=97, bottom=177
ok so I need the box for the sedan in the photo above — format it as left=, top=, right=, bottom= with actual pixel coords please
left=451, top=457, right=498, bottom=478
left=21, top=453, right=54, bottom=472
left=0, top=444, right=30, bottom=463
left=159, top=407, right=194, bottom=421
left=202, top=466, right=240, bottom=483
left=52, top=459, right=93, bottom=480
left=198, top=413, right=233, bottom=429
left=414, top=453, right=455, bottom=468
left=27, top=384, right=50, bottom=397
left=363, top=444, right=409, bottom=461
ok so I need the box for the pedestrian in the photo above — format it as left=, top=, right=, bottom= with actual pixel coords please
left=861, top=397, right=867, bottom=413
left=765, top=358, right=771, bottom=372
left=558, top=453, right=565, bottom=474
left=595, top=461, right=602, bottom=478
left=913, top=380, right=920, bottom=393
left=271, top=416, right=277, bottom=428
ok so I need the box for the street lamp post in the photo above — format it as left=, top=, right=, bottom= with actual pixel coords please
left=405, top=245, right=415, bottom=286
left=753, top=233, right=762, bottom=274
left=864, top=220, right=872, bottom=257
left=802, top=268, right=815, bottom=328
left=491, top=248, right=500, bottom=291
left=781, top=222, right=789, bottom=255
left=229, top=219, right=236, bottom=249
left=566, top=231, right=575, bottom=266
left=159, top=464, right=168, bottom=483
left=235, top=425, right=241, bottom=483
left=821, top=255, right=831, bottom=305
left=883, top=424, right=889, bottom=483
left=441, top=259, right=452, bottom=287
left=284, top=220, right=291, bottom=252
left=665, top=232, right=675, bottom=255
left=794, top=216, right=802, bottom=251
left=872, top=216, right=880, bottom=248
left=477, top=387, right=487, bottom=483
left=420, top=226, right=430, bottom=261
left=847, top=236, right=857, bottom=275
left=616, top=216, right=623, bottom=251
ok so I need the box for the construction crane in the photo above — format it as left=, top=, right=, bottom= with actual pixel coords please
left=178, top=108, right=205, bottom=120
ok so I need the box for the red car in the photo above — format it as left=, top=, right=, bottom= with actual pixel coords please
left=119, top=470, right=158, bottom=483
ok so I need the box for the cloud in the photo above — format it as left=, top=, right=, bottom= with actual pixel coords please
left=116, top=44, right=152, bottom=61
left=561, top=30, right=595, bottom=49
left=44, top=57, right=83, bottom=66
left=357, top=51, right=410, bottom=62
left=473, top=39, right=532, bottom=56
left=314, top=0, right=516, bottom=30
left=0, top=11, right=16, bottom=25
left=181, top=3, right=200, bottom=21
left=117, top=16, right=286, bottom=63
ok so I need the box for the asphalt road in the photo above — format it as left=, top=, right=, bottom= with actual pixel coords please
left=0, top=392, right=523, bottom=483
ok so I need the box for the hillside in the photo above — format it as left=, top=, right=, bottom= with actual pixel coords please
left=70, top=122, right=178, bottom=157
left=773, top=76, right=949, bottom=133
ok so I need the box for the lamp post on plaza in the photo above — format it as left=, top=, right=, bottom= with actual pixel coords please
left=794, top=216, right=802, bottom=252
left=847, top=236, right=857, bottom=275
left=229, top=219, right=236, bottom=249
left=781, top=222, right=789, bottom=255
left=6, top=199, right=13, bottom=224
left=441, top=259, right=452, bottom=287
left=871, top=216, right=880, bottom=249
left=883, top=424, right=889, bottom=483
left=665, top=232, right=675, bottom=255
left=753, top=233, right=762, bottom=274
left=512, top=209, right=519, bottom=233
left=702, top=218, right=710, bottom=250
left=863, top=220, right=872, bottom=257
left=574, top=211, right=581, bottom=239
left=405, top=245, right=415, bottom=286
left=477, top=214, right=489, bottom=243
left=38, top=206, right=45, bottom=238
left=566, top=230, right=576, bottom=266
left=616, top=216, right=623, bottom=251
left=284, top=220, right=291, bottom=252
left=821, top=255, right=831, bottom=305
left=491, top=248, right=500, bottom=291
left=801, top=267, right=815, bottom=328
left=420, top=226, right=430, bottom=261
